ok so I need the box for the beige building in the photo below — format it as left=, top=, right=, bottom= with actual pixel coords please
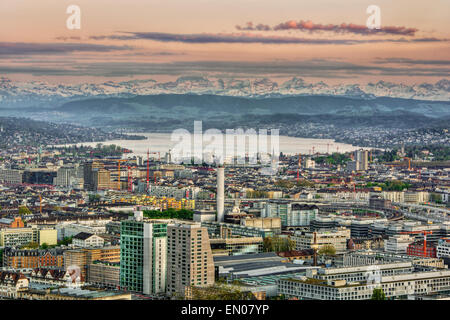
left=293, top=227, right=351, bottom=253
left=64, top=246, right=120, bottom=281
left=241, top=217, right=281, bottom=230
left=167, top=222, right=215, bottom=298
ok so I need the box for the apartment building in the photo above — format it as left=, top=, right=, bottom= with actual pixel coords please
left=2, top=247, right=64, bottom=269
left=167, top=222, right=214, bottom=298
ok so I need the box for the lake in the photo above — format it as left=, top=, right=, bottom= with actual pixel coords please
left=56, top=132, right=366, bottom=159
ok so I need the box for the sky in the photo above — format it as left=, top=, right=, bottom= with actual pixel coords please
left=0, top=0, right=449, bottom=84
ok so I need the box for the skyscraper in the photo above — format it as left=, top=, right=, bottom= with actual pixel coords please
left=166, top=222, right=215, bottom=298
left=216, top=166, right=225, bottom=222
left=354, top=149, right=369, bottom=171
left=119, top=212, right=168, bottom=295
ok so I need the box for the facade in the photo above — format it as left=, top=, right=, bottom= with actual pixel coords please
left=407, top=241, right=437, bottom=258
left=119, top=214, right=168, bottom=295
left=88, top=261, right=120, bottom=289
left=167, top=222, right=215, bottom=298
left=261, top=201, right=318, bottom=227
left=201, top=221, right=276, bottom=239
left=0, top=227, right=34, bottom=247
left=72, top=232, right=105, bottom=248
left=384, top=235, right=414, bottom=254
left=216, top=167, right=225, bottom=222
left=354, top=149, right=369, bottom=171
left=64, top=246, right=120, bottom=281
left=209, top=237, right=263, bottom=256
left=0, top=169, right=23, bottom=184
left=2, top=247, right=64, bottom=269
left=437, top=239, right=450, bottom=258
left=0, top=271, right=29, bottom=299
left=278, top=266, right=450, bottom=300
left=292, top=228, right=351, bottom=253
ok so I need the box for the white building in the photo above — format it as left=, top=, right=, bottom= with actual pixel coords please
left=384, top=235, right=414, bottom=254
left=72, top=232, right=105, bottom=248
left=437, top=239, right=450, bottom=259
left=278, top=263, right=450, bottom=300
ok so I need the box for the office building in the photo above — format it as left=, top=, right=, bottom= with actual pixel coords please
left=292, top=228, right=351, bottom=254
left=384, top=235, right=414, bottom=254
left=119, top=213, right=168, bottom=295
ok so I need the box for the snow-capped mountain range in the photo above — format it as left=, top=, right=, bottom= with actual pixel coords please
left=0, top=76, right=448, bottom=107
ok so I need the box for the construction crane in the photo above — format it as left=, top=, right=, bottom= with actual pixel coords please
left=400, top=230, right=433, bottom=257
left=403, top=157, right=411, bottom=171
left=127, top=166, right=137, bottom=193
left=116, top=159, right=127, bottom=190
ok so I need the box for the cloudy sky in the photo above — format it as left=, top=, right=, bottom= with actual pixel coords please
left=1, top=0, right=449, bottom=84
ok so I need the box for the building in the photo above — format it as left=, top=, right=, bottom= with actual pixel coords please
left=437, top=239, right=450, bottom=259
left=0, top=227, right=34, bottom=247
left=119, top=212, right=168, bottom=295
left=278, top=264, right=450, bottom=300
left=193, top=209, right=216, bottom=222
left=201, top=221, right=276, bottom=239
left=216, top=167, right=225, bottom=222
left=22, top=169, right=58, bottom=185
left=54, top=165, right=83, bottom=188
left=0, top=169, right=23, bottom=184
left=384, top=235, right=414, bottom=254
left=0, top=217, right=24, bottom=228
left=241, top=217, right=281, bottom=232
left=0, top=226, right=56, bottom=247
left=355, top=149, right=369, bottom=171
left=260, top=201, right=318, bottom=228
left=209, top=237, right=263, bottom=256
left=292, top=228, right=351, bottom=254
left=404, top=191, right=430, bottom=204
left=0, top=271, right=29, bottom=299
left=167, top=222, right=215, bottom=298
left=88, top=261, right=120, bottom=289
left=2, top=247, right=64, bottom=269
left=72, top=232, right=105, bottom=248
left=407, top=241, right=437, bottom=258
left=64, top=246, right=120, bottom=281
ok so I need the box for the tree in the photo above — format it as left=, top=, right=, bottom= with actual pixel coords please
left=371, top=288, right=386, bottom=300
left=21, top=242, right=39, bottom=249
left=40, top=243, right=49, bottom=250
left=318, top=244, right=336, bottom=256
left=188, top=284, right=255, bottom=300
left=18, top=206, right=32, bottom=215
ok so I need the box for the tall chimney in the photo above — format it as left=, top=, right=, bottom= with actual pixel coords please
left=216, top=166, right=225, bottom=222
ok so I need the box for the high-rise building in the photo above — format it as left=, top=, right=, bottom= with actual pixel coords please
left=167, top=222, right=214, bottom=298
left=354, top=149, right=369, bottom=171
left=83, top=161, right=104, bottom=191
left=119, top=212, right=168, bottom=295
left=216, top=167, right=225, bottom=222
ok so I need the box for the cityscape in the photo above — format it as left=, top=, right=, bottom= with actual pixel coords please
left=0, top=0, right=449, bottom=312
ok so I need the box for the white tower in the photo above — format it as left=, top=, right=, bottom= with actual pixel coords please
left=216, top=166, right=225, bottom=222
